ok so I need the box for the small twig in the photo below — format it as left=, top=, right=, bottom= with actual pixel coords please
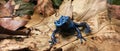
left=0, top=15, right=16, bottom=18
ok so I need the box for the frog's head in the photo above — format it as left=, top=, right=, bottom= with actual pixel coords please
left=54, top=16, right=70, bottom=27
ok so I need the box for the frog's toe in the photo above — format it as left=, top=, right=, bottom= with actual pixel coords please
left=84, top=28, right=91, bottom=34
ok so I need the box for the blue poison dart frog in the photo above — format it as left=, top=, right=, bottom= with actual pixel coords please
left=49, top=16, right=91, bottom=46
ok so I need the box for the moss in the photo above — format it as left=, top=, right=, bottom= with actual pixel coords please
left=108, top=0, right=120, bottom=5
left=15, top=0, right=35, bottom=16
left=52, top=0, right=63, bottom=9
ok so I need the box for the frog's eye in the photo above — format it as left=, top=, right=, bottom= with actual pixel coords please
left=54, top=20, right=57, bottom=24
left=54, top=20, right=59, bottom=24
left=60, top=16, right=64, bottom=19
left=61, top=15, right=64, bottom=17
left=62, top=17, right=67, bottom=23
left=62, top=18, right=64, bottom=21
left=57, top=21, right=60, bottom=24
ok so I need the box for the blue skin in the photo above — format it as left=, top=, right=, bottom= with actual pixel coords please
left=50, top=16, right=91, bottom=46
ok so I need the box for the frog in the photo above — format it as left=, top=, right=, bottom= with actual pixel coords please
left=49, top=16, right=91, bottom=46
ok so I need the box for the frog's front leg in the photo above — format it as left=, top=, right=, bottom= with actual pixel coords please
left=75, top=27, right=86, bottom=43
left=50, top=29, right=58, bottom=46
left=75, top=22, right=91, bottom=34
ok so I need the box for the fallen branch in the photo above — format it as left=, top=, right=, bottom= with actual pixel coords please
left=0, top=26, right=30, bottom=36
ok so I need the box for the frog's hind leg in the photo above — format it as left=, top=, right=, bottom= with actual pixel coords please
left=82, top=22, right=91, bottom=34
left=75, top=27, right=86, bottom=43
left=75, top=22, right=91, bottom=34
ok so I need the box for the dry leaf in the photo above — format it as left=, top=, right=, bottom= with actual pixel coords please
left=0, top=16, right=30, bottom=31
left=0, top=0, right=15, bottom=17
left=4, top=0, right=14, bottom=15
left=34, top=0, right=55, bottom=17
left=58, top=0, right=72, bottom=18
left=108, top=5, right=120, bottom=20
left=0, top=4, right=11, bottom=17
left=25, top=13, right=44, bottom=28
left=72, top=0, right=107, bottom=21
left=0, top=0, right=6, bottom=4
left=0, top=0, right=30, bottom=31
